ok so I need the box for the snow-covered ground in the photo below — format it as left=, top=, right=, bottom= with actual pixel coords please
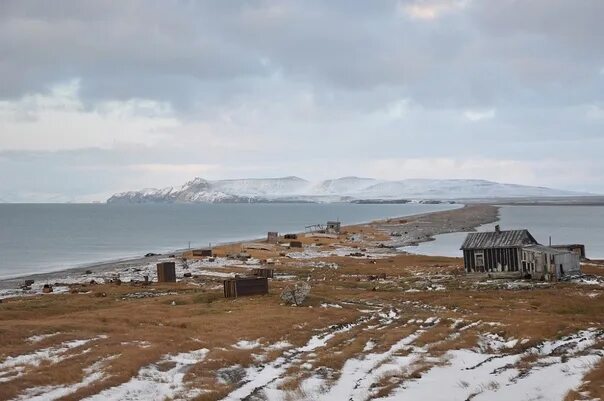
left=2, top=312, right=602, bottom=401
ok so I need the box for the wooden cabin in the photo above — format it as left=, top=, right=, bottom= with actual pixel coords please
left=461, top=226, right=582, bottom=281
left=326, top=221, right=341, bottom=234
left=267, top=232, right=279, bottom=244
left=461, top=226, right=537, bottom=274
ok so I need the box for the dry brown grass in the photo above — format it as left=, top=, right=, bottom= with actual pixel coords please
left=1, top=206, right=602, bottom=400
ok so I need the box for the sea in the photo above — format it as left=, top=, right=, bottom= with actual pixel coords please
left=405, top=205, right=604, bottom=259
left=0, top=202, right=459, bottom=279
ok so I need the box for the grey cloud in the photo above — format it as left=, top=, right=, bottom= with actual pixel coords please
left=0, top=0, right=603, bottom=200
left=1, top=0, right=601, bottom=110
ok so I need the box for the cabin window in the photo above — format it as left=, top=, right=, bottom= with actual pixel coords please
left=475, top=252, right=485, bottom=268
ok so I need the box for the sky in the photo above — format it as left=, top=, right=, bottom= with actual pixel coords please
left=0, top=0, right=603, bottom=202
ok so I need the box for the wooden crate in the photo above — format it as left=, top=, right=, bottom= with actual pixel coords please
left=191, top=249, right=213, bottom=257
left=252, top=268, right=274, bottom=278
left=223, top=277, right=268, bottom=298
left=157, top=262, right=176, bottom=282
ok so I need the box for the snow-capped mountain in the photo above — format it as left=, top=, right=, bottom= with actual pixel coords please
left=106, top=176, right=585, bottom=204
left=311, top=177, right=384, bottom=195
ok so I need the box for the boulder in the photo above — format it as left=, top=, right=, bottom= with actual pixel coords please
left=280, top=282, right=311, bottom=306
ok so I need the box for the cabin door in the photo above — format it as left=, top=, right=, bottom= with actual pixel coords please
left=475, top=252, right=485, bottom=273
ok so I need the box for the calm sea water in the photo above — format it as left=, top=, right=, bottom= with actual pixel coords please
left=406, top=205, right=604, bottom=259
left=0, top=202, right=459, bottom=279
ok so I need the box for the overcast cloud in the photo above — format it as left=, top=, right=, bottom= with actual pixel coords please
left=0, top=0, right=603, bottom=202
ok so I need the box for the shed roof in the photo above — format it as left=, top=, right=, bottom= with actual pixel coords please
left=523, top=244, right=567, bottom=254
left=460, top=229, right=537, bottom=250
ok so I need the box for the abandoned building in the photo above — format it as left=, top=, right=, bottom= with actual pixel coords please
left=267, top=231, right=279, bottom=244
left=522, top=245, right=581, bottom=280
left=190, top=248, right=212, bottom=257
left=550, top=244, right=586, bottom=259
left=326, top=221, right=341, bottom=234
left=461, top=226, right=581, bottom=281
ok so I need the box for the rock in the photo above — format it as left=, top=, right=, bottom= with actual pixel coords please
left=42, top=284, right=53, bottom=293
left=145, top=252, right=159, bottom=257
left=280, top=282, right=311, bottom=306
left=183, top=272, right=192, bottom=278
left=84, top=270, right=92, bottom=275
left=24, top=279, right=35, bottom=286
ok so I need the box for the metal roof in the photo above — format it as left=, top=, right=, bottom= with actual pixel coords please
left=460, top=229, right=537, bottom=250
left=523, top=244, right=567, bottom=254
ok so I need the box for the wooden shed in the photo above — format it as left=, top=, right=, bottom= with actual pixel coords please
left=252, top=268, right=275, bottom=278
left=157, top=262, right=176, bottom=282
left=551, top=244, right=586, bottom=260
left=461, top=226, right=537, bottom=274
left=521, top=245, right=581, bottom=281
left=326, top=221, right=341, bottom=234
left=223, top=277, right=269, bottom=298
left=191, top=248, right=213, bottom=257
left=267, top=232, right=279, bottom=244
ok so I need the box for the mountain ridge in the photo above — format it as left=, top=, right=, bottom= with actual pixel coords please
left=106, top=176, right=587, bottom=204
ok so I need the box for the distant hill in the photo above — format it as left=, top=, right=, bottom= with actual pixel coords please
left=106, top=176, right=586, bottom=204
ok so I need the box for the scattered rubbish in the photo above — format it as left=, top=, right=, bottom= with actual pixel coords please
left=243, top=243, right=275, bottom=251
left=367, top=273, right=387, bottom=281
left=305, top=233, right=338, bottom=239
left=289, top=241, right=303, bottom=248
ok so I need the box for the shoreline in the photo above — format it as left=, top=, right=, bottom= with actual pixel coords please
left=0, top=204, right=493, bottom=289
left=0, top=203, right=462, bottom=284
left=2, top=203, right=603, bottom=400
